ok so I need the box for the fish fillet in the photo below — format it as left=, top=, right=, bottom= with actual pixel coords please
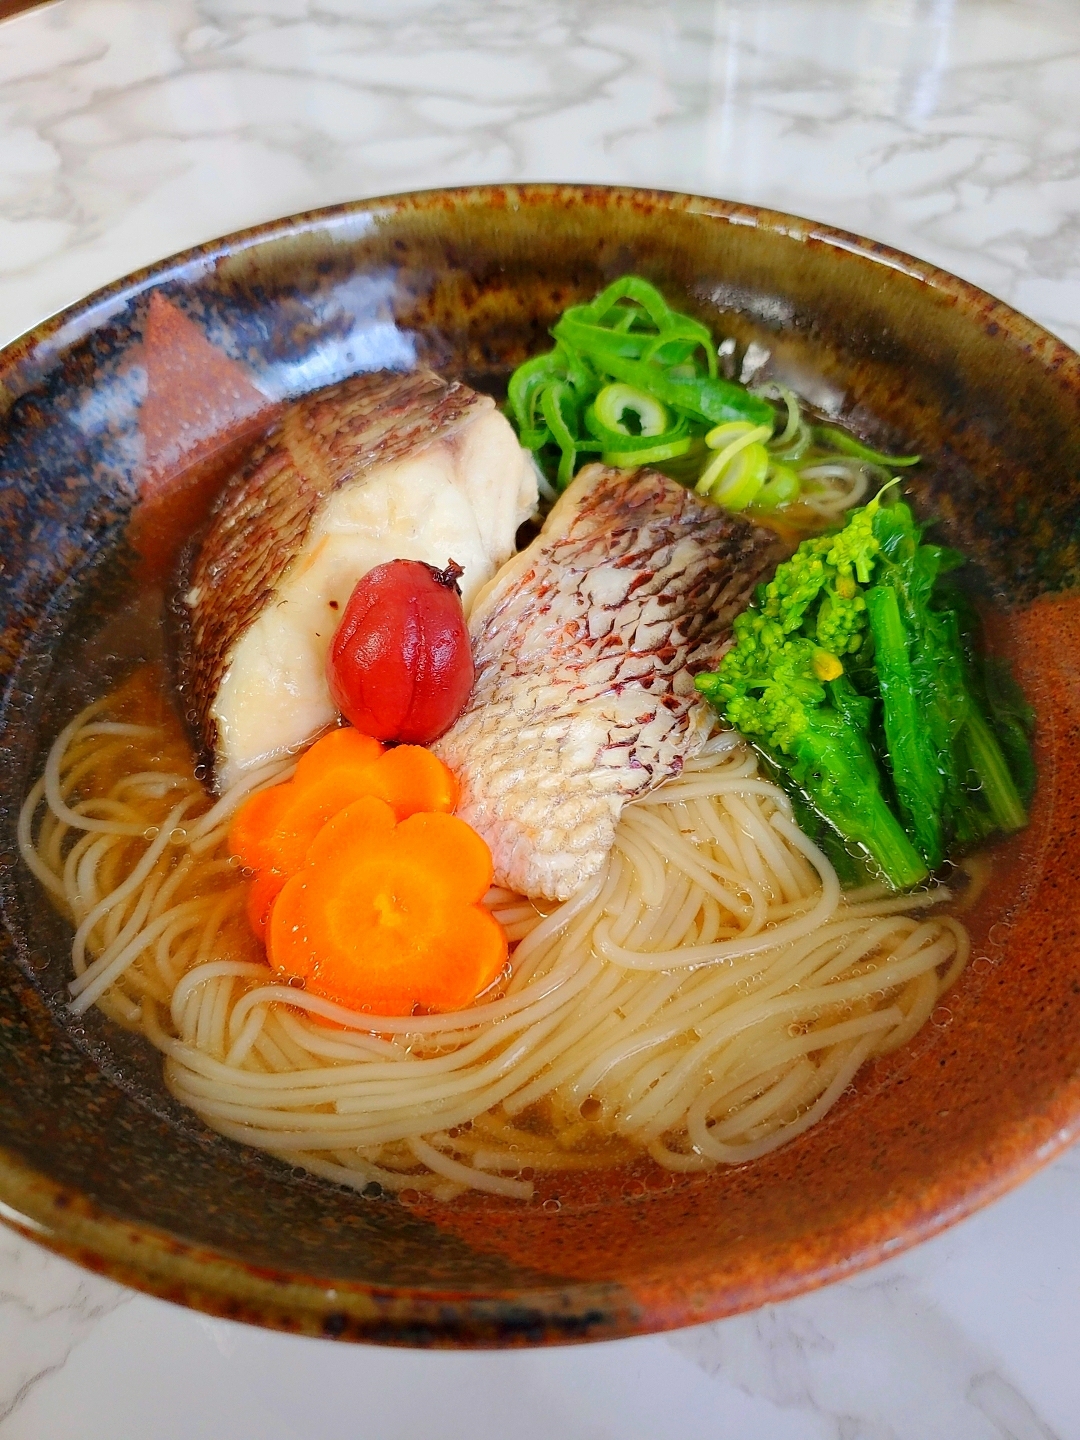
left=176, top=369, right=537, bottom=789
left=434, top=465, right=783, bottom=901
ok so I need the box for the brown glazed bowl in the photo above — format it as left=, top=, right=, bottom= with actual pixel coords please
left=1, top=185, right=1079, bottom=1347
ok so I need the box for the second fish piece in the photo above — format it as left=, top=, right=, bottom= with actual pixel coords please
left=435, top=464, right=783, bottom=901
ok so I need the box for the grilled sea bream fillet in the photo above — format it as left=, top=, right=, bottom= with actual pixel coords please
left=434, top=465, right=783, bottom=901
left=177, top=369, right=537, bottom=790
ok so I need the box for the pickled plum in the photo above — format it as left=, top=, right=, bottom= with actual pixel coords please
left=327, top=559, right=474, bottom=744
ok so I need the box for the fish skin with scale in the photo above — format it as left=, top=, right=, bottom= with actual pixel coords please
left=434, top=464, right=784, bottom=901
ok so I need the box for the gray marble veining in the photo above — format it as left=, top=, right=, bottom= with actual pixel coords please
left=1, top=0, right=1079, bottom=352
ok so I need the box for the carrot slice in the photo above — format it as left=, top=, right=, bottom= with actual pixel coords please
left=386, top=810, right=492, bottom=898
left=268, top=797, right=506, bottom=1015
left=293, top=727, right=383, bottom=787
left=246, top=868, right=285, bottom=940
left=228, top=784, right=297, bottom=878
left=230, top=728, right=460, bottom=899
left=230, top=779, right=355, bottom=883
left=363, top=745, right=459, bottom=819
left=230, top=728, right=466, bottom=961
left=304, top=793, right=399, bottom=860
left=229, top=730, right=382, bottom=874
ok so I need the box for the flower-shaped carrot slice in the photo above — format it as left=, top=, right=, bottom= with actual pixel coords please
left=361, top=745, right=459, bottom=820
left=245, top=869, right=286, bottom=939
left=228, top=727, right=461, bottom=937
left=293, top=726, right=383, bottom=787
left=229, top=728, right=385, bottom=880
left=267, top=796, right=507, bottom=1015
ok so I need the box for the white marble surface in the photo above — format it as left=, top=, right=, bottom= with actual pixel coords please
left=2, top=0, right=1080, bottom=1434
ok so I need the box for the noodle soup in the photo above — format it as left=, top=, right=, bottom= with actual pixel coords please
left=14, top=279, right=1035, bottom=1210
left=19, top=633, right=973, bottom=1204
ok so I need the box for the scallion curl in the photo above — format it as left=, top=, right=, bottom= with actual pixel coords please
left=814, top=426, right=920, bottom=468
left=504, top=275, right=919, bottom=514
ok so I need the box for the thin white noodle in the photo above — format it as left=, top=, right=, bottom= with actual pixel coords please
left=408, top=1138, right=533, bottom=1200
left=28, top=688, right=971, bottom=1197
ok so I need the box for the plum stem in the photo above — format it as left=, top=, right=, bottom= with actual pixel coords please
left=429, top=559, right=464, bottom=595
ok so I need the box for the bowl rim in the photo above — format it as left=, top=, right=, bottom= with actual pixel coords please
left=2, top=181, right=1079, bottom=1346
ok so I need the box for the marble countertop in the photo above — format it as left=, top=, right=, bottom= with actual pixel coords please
left=2, top=0, right=1079, bottom=1435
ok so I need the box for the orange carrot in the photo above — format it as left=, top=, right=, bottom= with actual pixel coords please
left=229, top=726, right=464, bottom=945
left=229, top=729, right=460, bottom=879
left=228, top=727, right=385, bottom=880
left=246, top=869, right=284, bottom=939
left=292, top=726, right=383, bottom=788
left=229, top=785, right=305, bottom=882
left=362, top=745, right=459, bottom=819
left=268, top=797, right=507, bottom=1015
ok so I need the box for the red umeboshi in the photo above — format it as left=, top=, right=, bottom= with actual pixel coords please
left=326, top=559, right=474, bottom=744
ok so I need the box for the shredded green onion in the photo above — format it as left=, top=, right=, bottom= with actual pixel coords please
left=602, top=434, right=694, bottom=468
left=593, top=383, right=671, bottom=437
left=814, top=426, right=920, bottom=468
left=696, top=423, right=773, bottom=502
left=506, top=276, right=772, bottom=495
left=753, top=463, right=801, bottom=512
left=505, top=275, right=921, bottom=516
left=711, top=445, right=770, bottom=510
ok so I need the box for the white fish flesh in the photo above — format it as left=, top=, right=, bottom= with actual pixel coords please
left=176, top=369, right=538, bottom=789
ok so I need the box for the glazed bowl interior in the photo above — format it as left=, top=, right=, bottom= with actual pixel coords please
left=1, top=185, right=1080, bottom=1346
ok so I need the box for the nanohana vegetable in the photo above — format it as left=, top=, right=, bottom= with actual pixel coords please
left=869, top=498, right=1028, bottom=854
left=505, top=275, right=920, bottom=514
left=327, top=559, right=474, bottom=745
left=268, top=796, right=507, bottom=1015
left=229, top=727, right=458, bottom=935
left=696, top=489, right=1031, bottom=888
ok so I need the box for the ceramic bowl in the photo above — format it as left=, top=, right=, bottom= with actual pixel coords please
left=1, top=185, right=1079, bottom=1347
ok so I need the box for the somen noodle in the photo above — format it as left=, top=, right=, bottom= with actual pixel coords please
left=18, top=669, right=968, bottom=1202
